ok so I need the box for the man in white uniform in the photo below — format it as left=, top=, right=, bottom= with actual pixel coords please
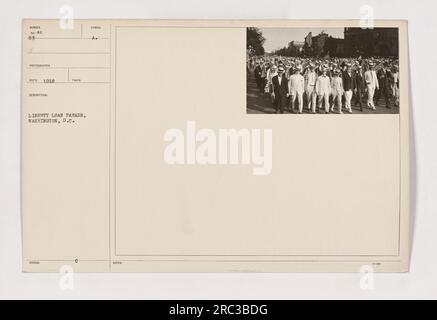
left=304, top=63, right=318, bottom=113
left=364, top=62, right=379, bottom=110
left=391, top=65, right=400, bottom=107
left=330, top=69, right=344, bottom=114
left=316, top=67, right=331, bottom=113
left=266, top=64, right=278, bottom=104
left=289, top=65, right=305, bottom=113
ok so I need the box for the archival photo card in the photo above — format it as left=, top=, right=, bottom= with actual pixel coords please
left=21, top=20, right=409, bottom=273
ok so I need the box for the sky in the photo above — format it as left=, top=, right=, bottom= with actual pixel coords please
left=260, top=28, right=345, bottom=53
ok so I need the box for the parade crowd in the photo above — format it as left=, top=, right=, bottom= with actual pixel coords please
left=248, top=56, right=400, bottom=114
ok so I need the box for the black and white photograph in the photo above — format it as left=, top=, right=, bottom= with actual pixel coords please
left=247, top=27, right=400, bottom=114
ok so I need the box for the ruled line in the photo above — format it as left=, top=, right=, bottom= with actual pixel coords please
left=28, top=52, right=110, bottom=54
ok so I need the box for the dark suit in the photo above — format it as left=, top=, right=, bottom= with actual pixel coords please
left=376, top=68, right=392, bottom=107
left=353, top=71, right=365, bottom=110
left=272, top=74, right=289, bottom=113
left=342, top=72, right=354, bottom=92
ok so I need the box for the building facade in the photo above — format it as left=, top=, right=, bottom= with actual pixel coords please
left=303, top=31, right=345, bottom=57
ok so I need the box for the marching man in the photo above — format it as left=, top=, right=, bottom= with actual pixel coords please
left=304, top=63, right=318, bottom=113
left=376, top=62, right=392, bottom=109
left=271, top=66, right=289, bottom=114
left=289, top=65, right=305, bottom=113
left=353, top=65, right=365, bottom=111
left=330, top=69, right=344, bottom=114
left=315, top=66, right=331, bottom=114
left=364, top=62, right=379, bottom=110
left=391, top=65, right=400, bottom=107
left=342, top=63, right=354, bottom=113
left=266, top=64, right=278, bottom=106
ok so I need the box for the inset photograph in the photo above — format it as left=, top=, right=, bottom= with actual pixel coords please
left=246, top=27, right=399, bottom=114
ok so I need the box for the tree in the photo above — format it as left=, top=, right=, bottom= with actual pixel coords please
left=247, top=28, right=265, bottom=55
left=272, top=42, right=299, bottom=57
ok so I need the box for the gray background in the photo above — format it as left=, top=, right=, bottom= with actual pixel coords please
left=1, top=0, right=436, bottom=299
